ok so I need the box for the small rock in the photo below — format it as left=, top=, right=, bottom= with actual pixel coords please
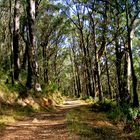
left=32, top=118, right=38, bottom=123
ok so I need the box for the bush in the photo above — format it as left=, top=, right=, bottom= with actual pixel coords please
left=123, top=106, right=140, bottom=120
left=107, top=103, right=140, bottom=126
left=98, top=98, right=117, bottom=112
left=42, top=82, right=59, bottom=94
left=51, top=91, right=64, bottom=105
left=85, top=96, right=95, bottom=104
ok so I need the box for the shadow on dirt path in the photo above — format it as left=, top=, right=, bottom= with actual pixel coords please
left=0, top=100, right=83, bottom=140
left=0, top=100, right=139, bottom=140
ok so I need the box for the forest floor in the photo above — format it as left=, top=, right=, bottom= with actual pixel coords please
left=0, top=99, right=139, bottom=140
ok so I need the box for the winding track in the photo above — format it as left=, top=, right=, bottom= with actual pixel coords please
left=0, top=100, right=138, bottom=140
left=0, top=100, right=82, bottom=140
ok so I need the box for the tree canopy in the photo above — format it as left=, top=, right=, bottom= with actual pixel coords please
left=0, top=0, right=140, bottom=107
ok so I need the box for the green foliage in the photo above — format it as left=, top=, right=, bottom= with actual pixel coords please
left=52, top=92, right=64, bottom=105
left=90, top=98, right=139, bottom=123
left=81, top=96, right=95, bottom=104
left=91, top=98, right=117, bottom=112
left=66, top=105, right=123, bottom=139
left=0, top=115, right=15, bottom=124
left=107, top=107, right=124, bottom=121
left=123, top=106, right=140, bottom=120
left=100, top=99, right=117, bottom=111
left=0, top=122, right=5, bottom=131
left=128, top=108, right=139, bottom=120
left=15, top=105, right=36, bottom=115
left=42, top=82, right=59, bottom=94
left=6, top=82, right=19, bottom=92
left=66, top=107, right=96, bottom=138
left=106, top=103, right=140, bottom=123
left=5, top=82, right=28, bottom=99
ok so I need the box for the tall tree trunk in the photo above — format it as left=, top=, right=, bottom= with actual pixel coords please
left=89, top=12, right=103, bottom=101
left=44, top=64, right=49, bottom=84
left=76, top=75, right=81, bottom=97
left=105, top=52, right=112, bottom=99
left=13, top=0, right=20, bottom=80
left=127, top=35, right=138, bottom=106
left=72, top=36, right=82, bottom=97
left=122, top=52, right=129, bottom=103
left=115, top=41, right=121, bottom=103
left=42, top=41, right=49, bottom=83
left=96, top=60, right=103, bottom=101
left=126, top=1, right=139, bottom=107
left=26, top=53, right=33, bottom=88
left=70, top=47, right=80, bottom=97
left=73, top=78, right=77, bottom=97
left=93, top=27, right=103, bottom=101
left=26, top=0, right=40, bottom=90
left=9, top=0, right=14, bottom=84
left=21, top=44, right=28, bottom=69
left=127, top=51, right=131, bottom=101
left=79, top=30, right=92, bottom=97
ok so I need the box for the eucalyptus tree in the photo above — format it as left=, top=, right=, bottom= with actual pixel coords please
left=24, top=0, right=41, bottom=89
left=64, top=0, right=95, bottom=97
left=13, top=0, right=20, bottom=81
left=35, top=1, right=68, bottom=85
left=0, top=0, right=13, bottom=80
left=0, top=0, right=140, bottom=106
left=65, top=0, right=140, bottom=105
left=70, top=35, right=82, bottom=97
left=124, top=0, right=140, bottom=107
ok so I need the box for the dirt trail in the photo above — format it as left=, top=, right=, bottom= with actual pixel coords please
left=0, top=100, right=82, bottom=140
left=0, top=100, right=139, bottom=140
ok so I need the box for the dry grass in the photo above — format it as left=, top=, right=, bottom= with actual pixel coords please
left=66, top=105, right=140, bottom=140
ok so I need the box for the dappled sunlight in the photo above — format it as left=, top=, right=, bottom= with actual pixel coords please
left=66, top=105, right=136, bottom=140
left=94, top=120, right=114, bottom=127
left=0, top=116, right=15, bottom=124
left=0, top=100, right=84, bottom=140
left=60, top=100, right=86, bottom=110
left=0, top=0, right=139, bottom=139
left=0, top=100, right=139, bottom=140
left=0, top=117, right=68, bottom=140
left=87, top=112, right=116, bottom=128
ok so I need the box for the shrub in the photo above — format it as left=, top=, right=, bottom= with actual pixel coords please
left=98, top=98, right=117, bottom=112
left=124, top=107, right=140, bottom=120
left=42, top=82, right=59, bottom=94
left=85, top=96, right=94, bottom=104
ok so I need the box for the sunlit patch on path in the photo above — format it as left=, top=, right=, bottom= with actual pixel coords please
left=0, top=100, right=83, bottom=140
left=0, top=100, right=137, bottom=140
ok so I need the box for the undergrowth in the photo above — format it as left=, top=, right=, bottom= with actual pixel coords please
left=91, top=98, right=140, bottom=135
left=66, top=106, right=98, bottom=139
left=0, top=81, right=64, bottom=130
left=66, top=106, right=118, bottom=139
left=66, top=100, right=140, bottom=139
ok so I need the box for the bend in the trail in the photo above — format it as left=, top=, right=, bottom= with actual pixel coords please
left=0, top=100, right=138, bottom=140
left=0, top=100, right=83, bottom=140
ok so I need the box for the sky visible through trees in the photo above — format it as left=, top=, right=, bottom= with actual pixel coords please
left=0, top=0, right=139, bottom=106
left=0, top=0, right=140, bottom=139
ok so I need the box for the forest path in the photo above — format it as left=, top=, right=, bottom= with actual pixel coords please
left=0, top=100, right=138, bottom=140
left=0, top=99, right=84, bottom=140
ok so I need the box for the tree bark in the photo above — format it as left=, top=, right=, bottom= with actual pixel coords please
left=115, top=41, right=122, bottom=103
left=105, top=52, right=112, bottom=99
left=71, top=44, right=81, bottom=97
left=9, top=0, right=14, bottom=85
left=92, top=23, right=103, bottom=101
left=79, top=29, right=92, bottom=97
left=125, top=0, right=139, bottom=107
left=26, top=0, right=40, bottom=89
left=13, top=0, right=20, bottom=80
